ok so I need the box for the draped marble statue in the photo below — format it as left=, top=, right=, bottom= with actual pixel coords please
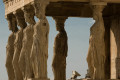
left=19, top=5, right=35, bottom=80
left=12, top=10, right=27, bottom=80
left=87, top=3, right=106, bottom=79
left=87, top=35, right=94, bottom=79
left=52, top=16, right=68, bottom=80
left=30, top=0, right=49, bottom=79
left=6, top=14, right=18, bottom=80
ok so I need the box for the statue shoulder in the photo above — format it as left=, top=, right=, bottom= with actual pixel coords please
left=9, top=33, right=14, bottom=38
left=24, top=26, right=32, bottom=33
left=8, top=33, right=16, bottom=42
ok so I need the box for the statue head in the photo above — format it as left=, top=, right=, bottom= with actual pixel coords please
left=14, top=10, right=27, bottom=29
left=6, top=14, right=18, bottom=33
left=22, top=5, right=35, bottom=25
left=34, top=0, right=49, bottom=19
left=6, top=15, right=12, bottom=31
left=53, top=16, right=68, bottom=32
left=92, top=5, right=103, bottom=20
left=56, top=22, right=65, bottom=32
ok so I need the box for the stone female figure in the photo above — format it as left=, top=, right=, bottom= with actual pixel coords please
left=6, top=14, right=18, bottom=80
left=19, top=5, right=36, bottom=80
left=30, top=16, right=49, bottom=79
left=30, top=0, right=49, bottom=79
left=87, top=5, right=106, bottom=79
left=12, top=10, right=27, bottom=80
left=87, top=35, right=94, bottom=79
left=52, top=16, right=68, bottom=80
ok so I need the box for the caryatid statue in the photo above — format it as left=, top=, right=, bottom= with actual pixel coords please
left=19, top=5, right=36, bottom=80
left=30, top=0, right=50, bottom=79
left=87, top=35, right=94, bottom=79
left=52, top=16, right=68, bottom=80
left=12, top=10, right=27, bottom=80
left=6, top=14, right=18, bottom=80
left=87, top=2, right=107, bottom=79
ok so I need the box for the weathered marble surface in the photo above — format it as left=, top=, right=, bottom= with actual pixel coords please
left=5, top=14, right=18, bottom=80
left=6, top=33, right=16, bottom=80
left=13, top=29, right=24, bottom=80
left=19, top=25, right=35, bottom=79
left=12, top=10, right=27, bottom=80
left=18, top=5, right=35, bottom=80
left=30, top=17, right=49, bottom=79
left=110, top=16, right=120, bottom=79
left=87, top=4, right=106, bottom=79
left=52, top=16, right=68, bottom=80
left=4, top=0, right=120, bottom=80
left=30, top=0, right=49, bottom=79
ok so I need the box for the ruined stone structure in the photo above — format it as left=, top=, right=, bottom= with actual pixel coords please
left=3, top=0, right=120, bottom=80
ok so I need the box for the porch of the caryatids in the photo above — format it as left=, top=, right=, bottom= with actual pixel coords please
left=6, top=14, right=18, bottom=80
left=18, top=4, right=36, bottom=80
left=52, top=16, right=68, bottom=80
left=30, top=0, right=50, bottom=80
left=87, top=2, right=107, bottom=79
left=12, top=10, right=27, bottom=80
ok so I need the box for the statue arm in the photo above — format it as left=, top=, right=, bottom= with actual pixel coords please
left=54, top=35, right=61, bottom=54
left=63, top=40, right=68, bottom=57
left=61, top=34, right=68, bottom=57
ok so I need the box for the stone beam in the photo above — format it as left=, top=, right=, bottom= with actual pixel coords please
left=51, top=0, right=120, bottom=3
left=50, top=0, right=89, bottom=2
left=104, top=0, right=120, bottom=3
left=3, top=0, right=120, bottom=17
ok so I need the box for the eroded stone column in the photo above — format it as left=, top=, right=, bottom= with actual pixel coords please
left=30, top=0, right=50, bottom=80
left=110, top=15, right=120, bottom=79
left=12, top=10, right=27, bottom=80
left=19, top=5, right=36, bottom=80
left=87, top=2, right=107, bottom=79
left=6, top=14, right=18, bottom=80
left=52, top=16, right=68, bottom=80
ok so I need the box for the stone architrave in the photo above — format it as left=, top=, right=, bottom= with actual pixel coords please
left=19, top=5, right=36, bottom=80
left=87, top=2, right=107, bottom=79
left=52, top=16, right=68, bottom=80
left=5, top=14, right=18, bottom=80
left=12, top=10, right=27, bottom=80
left=30, top=0, right=50, bottom=79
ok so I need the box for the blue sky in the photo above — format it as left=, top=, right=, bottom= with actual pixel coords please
left=0, top=0, right=94, bottom=80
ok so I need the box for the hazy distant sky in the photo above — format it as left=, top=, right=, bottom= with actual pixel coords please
left=0, top=1, right=94, bottom=80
